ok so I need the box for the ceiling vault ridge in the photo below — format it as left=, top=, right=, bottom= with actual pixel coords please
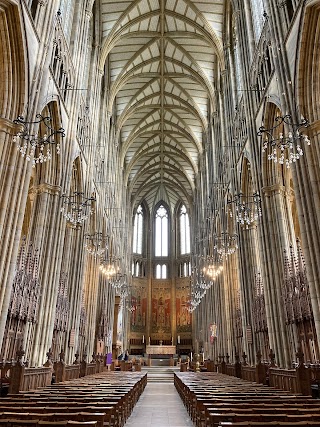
left=123, top=135, right=199, bottom=177
left=120, top=118, right=202, bottom=166
left=99, top=0, right=225, bottom=210
left=129, top=159, right=194, bottom=192
left=117, top=102, right=206, bottom=135
left=160, top=0, right=165, bottom=187
left=99, top=0, right=225, bottom=70
left=108, top=59, right=215, bottom=115
left=132, top=179, right=193, bottom=207
left=124, top=149, right=197, bottom=184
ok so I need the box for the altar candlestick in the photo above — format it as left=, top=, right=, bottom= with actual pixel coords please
left=142, top=335, right=144, bottom=343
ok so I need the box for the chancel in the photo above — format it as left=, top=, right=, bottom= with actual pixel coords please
left=0, top=0, right=320, bottom=426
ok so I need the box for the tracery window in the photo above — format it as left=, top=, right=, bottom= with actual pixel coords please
left=135, top=262, right=140, bottom=277
left=156, top=264, right=167, bottom=279
left=133, top=205, right=143, bottom=254
left=180, top=205, right=190, bottom=255
left=155, top=205, right=168, bottom=257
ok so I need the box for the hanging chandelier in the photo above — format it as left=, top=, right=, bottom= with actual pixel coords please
left=119, top=279, right=129, bottom=300
left=213, top=232, right=238, bottom=258
left=126, top=288, right=137, bottom=313
left=228, top=192, right=262, bottom=228
left=187, top=265, right=211, bottom=312
left=203, top=261, right=223, bottom=281
left=60, top=192, right=95, bottom=226
left=13, top=114, right=65, bottom=167
left=258, top=114, right=310, bottom=168
left=99, top=255, right=119, bottom=278
left=84, top=232, right=107, bottom=257
left=110, top=272, right=126, bottom=291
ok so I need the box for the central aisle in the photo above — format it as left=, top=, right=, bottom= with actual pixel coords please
left=124, top=382, right=194, bottom=426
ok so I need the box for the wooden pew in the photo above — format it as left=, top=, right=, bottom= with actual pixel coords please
left=174, top=371, right=317, bottom=427
left=0, top=371, right=146, bottom=427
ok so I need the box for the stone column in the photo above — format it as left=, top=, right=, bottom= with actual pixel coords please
left=293, top=124, right=320, bottom=350
left=261, top=185, right=292, bottom=367
left=25, top=183, right=65, bottom=367
left=83, top=253, right=100, bottom=360
left=0, top=120, right=32, bottom=349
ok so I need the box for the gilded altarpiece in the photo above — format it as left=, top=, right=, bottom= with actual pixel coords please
left=151, top=282, right=171, bottom=334
left=130, top=283, right=147, bottom=332
left=176, top=283, right=191, bottom=333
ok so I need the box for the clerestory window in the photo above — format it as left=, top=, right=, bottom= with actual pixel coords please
left=133, top=205, right=143, bottom=254
left=155, top=205, right=168, bottom=257
left=180, top=205, right=190, bottom=255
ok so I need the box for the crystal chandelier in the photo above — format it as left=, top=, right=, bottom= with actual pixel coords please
left=60, top=192, right=95, bottom=226
left=228, top=192, right=262, bottom=228
left=203, top=260, right=223, bottom=281
left=258, top=114, right=310, bottom=168
left=110, top=272, right=125, bottom=291
left=84, top=232, right=107, bottom=257
left=99, top=255, right=119, bottom=278
left=213, top=232, right=238, bottom=258
left=126, top=285, right=136, bottom=313
left=13, top=114, right=65, bottom=167
left=187, top=265, right=211, bottom=312
left=120, top=286, right=129, bottom=299
left=99, top=260, right=117, bottom=277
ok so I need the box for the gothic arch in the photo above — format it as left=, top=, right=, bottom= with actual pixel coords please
left=296, top=1, right=320, bottom=125
left=260, top=102, right=288, bottom=188
left=33, top=101, right=63, bottom=188
left=0, top=1, right=26, bottom=120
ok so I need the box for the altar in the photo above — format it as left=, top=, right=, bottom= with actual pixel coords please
left=146, top=345, right=176, bottom=355
left=146, top=345, right=176, bottom=366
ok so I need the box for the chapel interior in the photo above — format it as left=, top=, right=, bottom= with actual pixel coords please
left=0, top=0, right=320, bottom=424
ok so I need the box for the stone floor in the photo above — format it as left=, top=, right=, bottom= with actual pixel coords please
left=124, top=383, right=194, bottom=426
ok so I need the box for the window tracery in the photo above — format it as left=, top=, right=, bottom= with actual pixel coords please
left=155, top=205, right=168, bottom=257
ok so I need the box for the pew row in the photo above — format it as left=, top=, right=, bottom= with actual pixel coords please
left=174, top=371, right=318, bottom=427
left=0, top=371, right=147, bottom=427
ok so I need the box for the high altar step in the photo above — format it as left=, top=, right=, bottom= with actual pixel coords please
left=142, top=366, right=179, bottom=383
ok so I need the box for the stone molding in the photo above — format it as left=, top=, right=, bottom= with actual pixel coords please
left=29, top=183, right=62, bottom=196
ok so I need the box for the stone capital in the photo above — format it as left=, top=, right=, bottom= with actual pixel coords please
left=308, top=120, right=320, bottom=134
left=262, top=184, right=287, bottom=197
left=0, top=118, right=19, bottom=133
left=30, top=183, right=62, bottom=196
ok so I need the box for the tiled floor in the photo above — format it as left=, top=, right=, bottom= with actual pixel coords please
left=125, top=383, right=194, bottom=426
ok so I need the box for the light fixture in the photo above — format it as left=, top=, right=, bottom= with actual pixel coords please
left=60, top=192, right=95, bottom=226
left=99, top=255, right=119, bottom=278
left=13, top=114, right=65, bottom=167
left=203, top=261, right=223, bottom=281
left=126, top=286, right=136, bottom=313
left=228, top=192, right=262, bottom=228
left=258, top=114, right=310, bottom=168
left=213, top=232, right=238, bottom=258
left=187, top=266, right=211, bottom=312
left=84, top=232, right=107, bottom=257
left=111, top=272, right=126, bottom=291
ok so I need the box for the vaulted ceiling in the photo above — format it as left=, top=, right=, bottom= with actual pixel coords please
left=99, top=0, right=225, bottom=212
